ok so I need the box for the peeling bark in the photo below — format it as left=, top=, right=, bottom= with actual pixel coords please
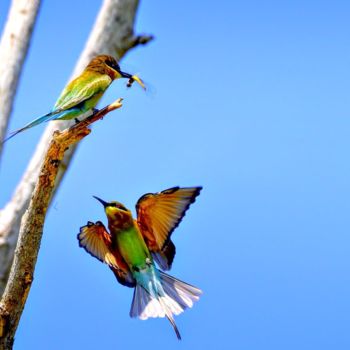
left=0, top=0, right=152, bottom=297
left=0, top=99, right=123, bottom=349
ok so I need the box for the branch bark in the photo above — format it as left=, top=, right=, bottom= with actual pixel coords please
left=0, top=0, right=41, bottom=159
left=0, top=0, right=152, bottom=295
left=0, top=98, right=123, bottom=349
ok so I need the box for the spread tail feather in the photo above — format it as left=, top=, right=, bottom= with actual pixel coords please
left=130, top=271, right=202, bottom=340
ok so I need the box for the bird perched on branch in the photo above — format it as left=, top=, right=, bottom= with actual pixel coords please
left=78, top=186, right=202, bottom=340
left=4, top=54, right=145, bottom=142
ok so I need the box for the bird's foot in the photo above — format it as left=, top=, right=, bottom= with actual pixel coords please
left=74, top=118, right=80, bottom=124
left=92, top=108, right=103, bottom=119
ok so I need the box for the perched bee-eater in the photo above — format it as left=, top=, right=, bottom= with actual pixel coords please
left=78, top=186, right=202, bottom=340
left=4, top=54, right=145, bottom=141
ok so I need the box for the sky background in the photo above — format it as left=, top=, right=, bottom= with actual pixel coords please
left=1, top=0, right=350, bottom=349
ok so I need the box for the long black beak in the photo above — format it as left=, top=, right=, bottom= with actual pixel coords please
left=93, top=196, right=109, bottom=207
left=120, top=71, right=132, bottom=79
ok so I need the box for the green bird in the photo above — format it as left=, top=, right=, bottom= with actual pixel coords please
left=78, top=187, right=202, bottom=340
left=4, top=54, right=145, bottom=141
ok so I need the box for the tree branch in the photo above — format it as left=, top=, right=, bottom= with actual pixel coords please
left=0, top=0, right=152, bottom=295
left=0, top=0, right=41, bottom=159
left=0, top=98, right=123, bottom=349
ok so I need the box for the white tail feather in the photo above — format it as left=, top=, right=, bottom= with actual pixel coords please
left=160, top=271, right=201, bottom=309
left=129, top=271, right=202, bottom=340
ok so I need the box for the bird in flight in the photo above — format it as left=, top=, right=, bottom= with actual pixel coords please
left=78, top=186, right=202, bottom=340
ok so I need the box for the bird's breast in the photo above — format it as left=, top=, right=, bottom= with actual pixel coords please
left=114, top=226, right=150, bottom=270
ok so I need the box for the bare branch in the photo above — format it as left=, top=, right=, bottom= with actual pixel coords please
left=0, top=0, right=152, bottom=295
left=123, top=34, right=154, bottom=53
left=0, top=98, right=123, bottom=349
left=0, top=0, right=41, bottom=159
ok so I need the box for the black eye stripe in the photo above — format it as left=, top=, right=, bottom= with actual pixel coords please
left=107, top=60, right=120, bottom=71
left=109, top=203, right=127, bottom=211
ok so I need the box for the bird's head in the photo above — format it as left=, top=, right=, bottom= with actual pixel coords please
left=87, top=55, right=145, bottom=89
left=93, top=196, right=133, bottom=229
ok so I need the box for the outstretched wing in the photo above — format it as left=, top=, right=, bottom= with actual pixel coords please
left=78, top=221, right=135, bottom=287
left=53, top=74, right=112, bottom=112
left=136, top=186, right=202, bottom=269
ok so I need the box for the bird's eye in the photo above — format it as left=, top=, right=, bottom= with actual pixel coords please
left=107, top=60, right=120, bottom=71
left=117, top=205, right=127, bottom=211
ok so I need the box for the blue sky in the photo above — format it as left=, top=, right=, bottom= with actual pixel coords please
left=1, top=0, right=350, bottom=349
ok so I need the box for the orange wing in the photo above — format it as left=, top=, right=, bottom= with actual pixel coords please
left=78, top=221, right=135, bottom=287
left=136, top=186, right=202, bottom=269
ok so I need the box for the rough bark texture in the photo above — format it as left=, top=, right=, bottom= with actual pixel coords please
left=0, top=0, right=41, bottom=158
left=0, top=0, right=152, bottom=297
left=0, top=99, right=123, bottom=349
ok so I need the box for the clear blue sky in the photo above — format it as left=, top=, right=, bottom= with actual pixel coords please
left=1, top=0, right=350, bottom=349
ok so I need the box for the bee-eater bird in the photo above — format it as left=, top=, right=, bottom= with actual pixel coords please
left=4, top=54, right=145, bottom=142
left=78, top=186, right=202, bottom=340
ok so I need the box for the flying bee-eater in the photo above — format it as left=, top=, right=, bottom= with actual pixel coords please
left=4, top=55, right=145, bottom=141
left=78, top=186, right=202, bottom=340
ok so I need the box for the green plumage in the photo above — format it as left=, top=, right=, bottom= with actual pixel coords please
left=53, top=74, right=112, bottom=116
left=3, top=55, right=128, bottom=141
left=114, top=225, right=151, bottom=269
left=78, top=188, right=203, bottom=340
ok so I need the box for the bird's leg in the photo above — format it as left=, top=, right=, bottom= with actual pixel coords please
left=92, top=108, right=103, bottom=119
left=74, top=118, right=80, bottom=124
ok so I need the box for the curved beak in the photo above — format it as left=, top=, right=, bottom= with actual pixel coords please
left=120, top=71, right=132, bottom=79
left=93, top=196, right=109, bottom=207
